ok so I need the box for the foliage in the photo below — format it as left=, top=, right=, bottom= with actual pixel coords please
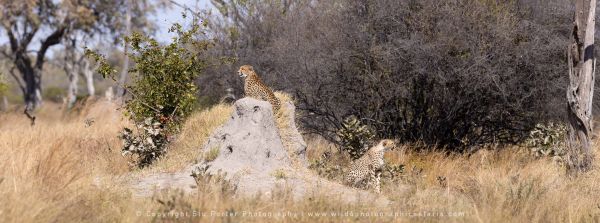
left=201, top=0, right=575, bottom=150
left=83, top=49, right=117, bottom=79
left=124, top=24, right=207, bottom=131
left=381, top=163, right=405, bottom=181
left=336, top=116, right=375, bottom=160
left=525, top=122, right=567, bottom=158
left=89, top=23, right=207, bottom=131
left=119, top=117, right=168, bottom=168
left=0, top=0, right=155, bottom=109
left=87, top=23, right=208, bottom=167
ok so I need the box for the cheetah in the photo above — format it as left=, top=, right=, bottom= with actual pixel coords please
left=344, top=139, right=396, bottom=193
left=237, top=65, right=281, bottom=111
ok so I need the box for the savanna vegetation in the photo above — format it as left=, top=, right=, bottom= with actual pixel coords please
left=1, top=0, right=600, bottom=222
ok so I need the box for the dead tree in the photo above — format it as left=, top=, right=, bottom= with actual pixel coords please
left=566, top=0, right=597, bottom=175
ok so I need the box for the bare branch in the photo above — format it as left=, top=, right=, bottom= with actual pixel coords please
left=23, top=107, right=35, bottom=126
left=169, top=0, right=202, bottom=18
left=35, top=24, right=68, bottom=69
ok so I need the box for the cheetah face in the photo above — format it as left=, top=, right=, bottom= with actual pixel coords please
left=238, top=70, right=246, bottom=78
left=238, top=65, right=254, bottom=78
left=381, top=139, right=397, bottom=151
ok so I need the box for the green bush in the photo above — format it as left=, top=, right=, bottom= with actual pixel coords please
left=87, top=23, right=209, bottom=167
left=124, top=26, right=207, bottom=131
left=336, top=116, right=375, bottom=160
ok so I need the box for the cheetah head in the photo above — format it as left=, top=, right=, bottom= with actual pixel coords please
left=238, top=65, right=255, bottom=78
left=380, top=139, right=397, bottom=152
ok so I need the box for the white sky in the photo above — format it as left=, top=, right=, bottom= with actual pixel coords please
left=153, top=0, right=214, bottom=43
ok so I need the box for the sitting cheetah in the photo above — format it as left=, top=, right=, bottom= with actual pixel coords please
left=237, top=65, right=281, bottom=111
left=344, top=139, right=396, bottom=193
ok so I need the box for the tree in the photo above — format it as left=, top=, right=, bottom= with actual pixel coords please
left=202, top=0, right=571, bottom=148
left=115, top=0, right=132, bottom=99
left=0, top=1, right=125, bottom=111
left=62, top=34, right=97, bottom=108
left=114, top=0, right=170, bottom=100
left=566, top=0, right=597, bottom=174
left=0, top=0, right=161, bottom=111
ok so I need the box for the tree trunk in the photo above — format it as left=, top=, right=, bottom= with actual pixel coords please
left=82, top=59, right=95, bottom=97
left=66, top=66, right=78, bottom=108
left=566, top=0, right=596, bottom=175
left=17, top=61, right=43, bottom=111
left=116, top=0, right=131, bottom=99
left=65, top=40, right=78, bottom=108
left=7, top=26, right=66, bottom=111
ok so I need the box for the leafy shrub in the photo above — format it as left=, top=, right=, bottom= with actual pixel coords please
left=336, top=116, right=375, bottom=160
left=381, top=163, right=405, bottom=181
left=119, top=117, right=168, bottom=168
left=525, top=122, right=567, bottom=158
left=123, top=27, right=206, bottom=131
left=87, top=23, right=208, bottom=167
left=201, top=0, right=573, bottom=150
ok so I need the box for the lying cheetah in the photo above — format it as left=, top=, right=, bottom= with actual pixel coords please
left=344, top=139, right=396, bottom=193
left=237, top=65, right=281, bottom=111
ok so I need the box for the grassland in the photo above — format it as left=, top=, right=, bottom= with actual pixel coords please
left=1, top=99, right=600, bottom=223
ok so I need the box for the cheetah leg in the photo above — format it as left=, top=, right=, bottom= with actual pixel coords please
left=374, top=171, right=381, bottom=193
left=366, top=170, right=382, bottom=193
left=365, top=170, right=374, bottom=190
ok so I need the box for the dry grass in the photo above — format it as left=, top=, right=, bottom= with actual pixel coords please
left=145, top=103, right=233, bottom=174
left=2, top=99, right=600, bottom=222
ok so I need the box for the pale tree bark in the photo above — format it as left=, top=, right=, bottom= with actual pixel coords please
left=566, top=0, right=597, bottom=175
left=64, top=39, right=78, bottom=108
left=81, top=59, right=95, bottom=97
left=116, top=0, right=131, bottom=99
left=63, top=34, right=97, bottom=108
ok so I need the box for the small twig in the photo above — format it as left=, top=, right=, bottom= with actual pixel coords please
left=169, top=106, right=179, bottom=121
left=169, top=0, right=202, bottom=19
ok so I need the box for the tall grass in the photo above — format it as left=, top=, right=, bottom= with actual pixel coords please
left=1, top=99, right=600, bottom=222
